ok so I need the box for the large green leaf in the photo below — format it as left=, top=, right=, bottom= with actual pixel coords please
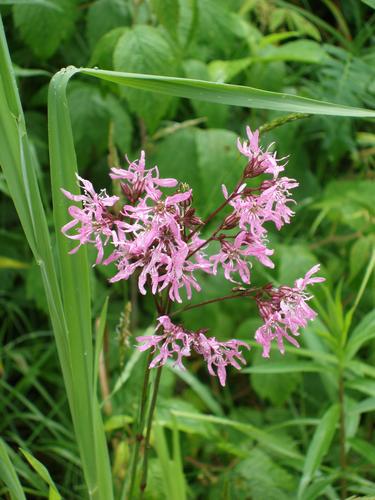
left=78, top=68, right=375, bottom=117
left=113, top=26, right=178, bottom=129
left=0, top=15, right=113, bottom=500
left=13, top=0, right=77, bottom=59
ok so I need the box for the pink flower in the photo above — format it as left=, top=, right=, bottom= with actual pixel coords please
left=255, top=265, right=325, bottom=357
left=61, top=175, right=119, bottom=264
left=110, top=151, right=177, bottom=202
left=210, top=232, right=253, bottom=284
left=237, top=126, right=287, bottom=178
left=136, top=316, right=249, bottom=386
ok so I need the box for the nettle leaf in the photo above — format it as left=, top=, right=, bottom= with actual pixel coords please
left=196, top=129, right=242, bottom=216
left=152, top=128, right=200, bottom=190
left=211, top=448, right=295, bottom=500
left=67, top=82, right=109, bottom=167
left=105, top=94, right=133, bottom=155
left=86, top=0, right=131, bottom=48
left=250, top=349, right=301, bottom=405
left=151, top=0, right=179, bottom=40
left=113, top=25, right=178, bottom=131
left=196, top=0, right=246, bottom=56
left=90, top=27, right=127, bottom=69
left=13, top=0, right=77, bottom=59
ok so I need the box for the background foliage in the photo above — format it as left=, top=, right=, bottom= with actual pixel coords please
left=1, top=0, right=375, bottom=498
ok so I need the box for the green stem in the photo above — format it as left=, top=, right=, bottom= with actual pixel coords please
left=140, top=366, right=163, bottom=495
left=338, top=366, right=347, bottom=500
left=125, top=350, right=153, bottom=500
left=258, top=112, right=311, bottom=135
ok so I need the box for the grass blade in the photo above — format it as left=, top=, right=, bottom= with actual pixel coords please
left=0, top=440, right=26, bottom=500
left=298, top=404, right=339, bottom=498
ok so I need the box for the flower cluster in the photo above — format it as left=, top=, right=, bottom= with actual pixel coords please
left=61, top=125, right=324, bottom=385
left=137, top=316, right=249, bottom=386
left=210, top=126, right=298, bottom=284
left=255, top=265, right=325, bottom=357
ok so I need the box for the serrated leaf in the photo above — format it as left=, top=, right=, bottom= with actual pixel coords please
left=196, top=129, right=242, bottom=216
left=13, top=0, right=77, bottom=59
left=298, top=405, right=339, bottom=498
left=67, top=82, right=109, bottom=167
left=113, top=26, right=178, bottom=130
left=105, top=93, right=133, bottom=154
left=151, top=0, right=179, bottom=39
left=250, top=350, right=301, bottom=405
left=86, top=0, right=130, bottom=48
left=90, top=27, right=127, bottom=69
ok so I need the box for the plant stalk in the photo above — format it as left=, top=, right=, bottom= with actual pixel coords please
left=338, top=366, right=347, bottom=500
left=125, top=350, right=153, bottom=500
left=140, top=366, right=164, bottom=495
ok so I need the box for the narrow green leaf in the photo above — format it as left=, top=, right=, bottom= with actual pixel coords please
left=242, top=361, right=324, bottom=374
left=0, top=440, right=26, bottom=500
left=169, top=410, right=302, bottom=460
left=80, top=67, right=375, bottom=117
left=345, top=310, right=375, bottom=361
left=349, top=437, right=375, bottom=464
left=167, top=362, right=224, bottom=416
left=93, top=297, right=108, bottom=397
left=298, top=405, right=339, bottom=498
left=20, top=449, right=61, bottom=499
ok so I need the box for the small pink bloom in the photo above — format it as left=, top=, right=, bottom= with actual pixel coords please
left=136, top=316, right=249, bottom=386
left=61, top=174, right=119, bottom=264
left=254, top=265, right=325, bottom=357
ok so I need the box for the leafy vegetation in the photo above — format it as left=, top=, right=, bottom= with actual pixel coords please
left=0, top=0, right=375, bottom=499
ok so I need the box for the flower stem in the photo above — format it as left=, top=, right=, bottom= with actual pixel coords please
left=187, top=177, right=244, bottom=242
left=338, top=366, right=347, bottom=500
left=140, top=366, right=163, bottom=495
left=258, top=113, right=311, bottom=135
left=170, top=289, right=259, bottom=317
left=125, top=350, right=153, bottom=500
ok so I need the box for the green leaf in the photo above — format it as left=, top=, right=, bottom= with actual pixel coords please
left=20, top=449, right=61, bottom=499
left=243, top=360, right=324, bottom=374
left=196, top=129, right=241, bottom=216
left=80, top=67, right=375, bottom=117
left=298, top=405, right=339, bottom=498
left=0, top=440, right=26, bottom=500
left=361, top=0, right=375, bottom=8
left=169, top=410, right=302, bottom=460
left=345, top=310, right=375, bottom=361
left=86, top=0, right=130, bottom=48
left=105, top=93, right=133, bottom=155
left=349, top=437, right=375, bottom=464
left=167, top=361, right=224, bottom=416
left=151, top=0, right=179, bottom=40
left=208, top=57, right=252, bottom=83
left=0, top=0, right=58, bottom=7
left=93, top=297, right=108, bottom=397
left=67, top=81, right=110, bottom=166
left=183, top=59, right=229, bottom=126
left=249, top=350, right=302, bottom=405
left=258, top=40, right=326, bottom=64
left=113, top=26, right=178, bottom=130
left=349, top=236, right=374, bottom=281
left=13, top=0, right=77, bottom=59
left=89, top=27, right=127, bottom=69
